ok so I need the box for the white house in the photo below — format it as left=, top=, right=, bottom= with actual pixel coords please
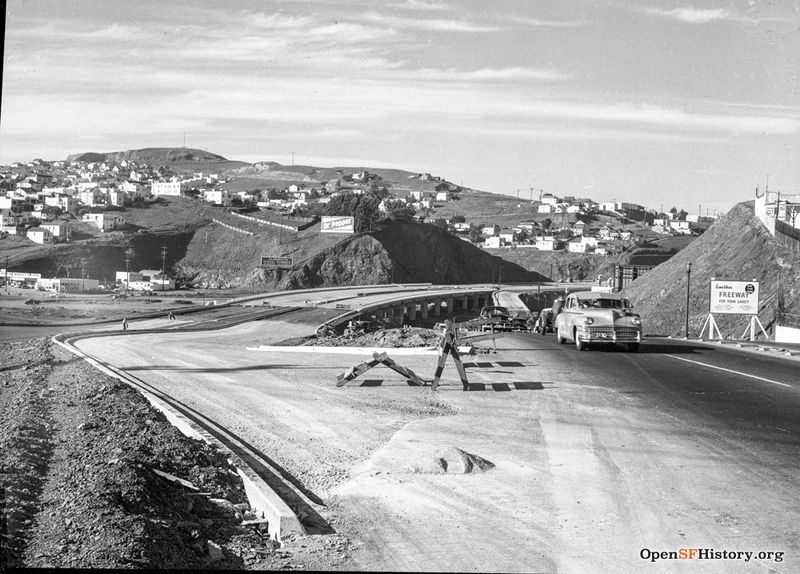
left=535, top=236, right=556, bottom=251
left=541, top=193, right=559, bottom=206
left=204, top=189, right=232, bottom=206
left=669, top=220, right=691, bottom=234
left=568, top=237, right=586, bottom=253
left=82, top=212, right=125, bottom=232
left=41, top=221, right=70, bottom=242
left=27, top=227, right=53, bottom=245
left=435, top=192, right=449, bottom=202
left=537, top=204, right=553, bottom=214
left=80, top=188, right=104, bottom=206
left=484, top=236, right=503, bottom=248
left=481, top=225, right=499, bottom=237
left=498, top=228, right=516, bottom=243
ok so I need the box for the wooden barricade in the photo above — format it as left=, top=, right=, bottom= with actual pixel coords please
left=336, top=352, right=426, bottom=387
left=431, top=320, right=470, bottom=391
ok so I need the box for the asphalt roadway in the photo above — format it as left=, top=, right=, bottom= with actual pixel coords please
left=72, top=310, right=799, bottom=572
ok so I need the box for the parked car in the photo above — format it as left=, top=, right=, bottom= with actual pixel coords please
left=479, top=305, right=513, bottom=331
left=554, top=291, right=642, bottom=352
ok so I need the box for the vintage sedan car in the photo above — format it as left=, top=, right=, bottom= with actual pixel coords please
left=554, top=291, right=642, bottom=351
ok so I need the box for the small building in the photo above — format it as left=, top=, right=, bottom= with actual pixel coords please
left=82, top=212, right=125, bottom=232
left=536, top=236, right=556, bottom=251
left=150, top=181, right=182, bottom=196
left=36, top=277, right=100, bottom=292
left=484, top=236, right=503, bottom=248
left=41, top=221, right=70, bottom=242
left=27, top=227, right=54, bottom=245
left=537, top=204, right=553, bottom=214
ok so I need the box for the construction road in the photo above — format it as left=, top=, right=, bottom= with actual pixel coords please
left=73, top=308, right=799, bottom=572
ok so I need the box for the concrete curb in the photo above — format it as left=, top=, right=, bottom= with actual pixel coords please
left=246, top=345, right=440, bottom=355
left=52, top=336, right=305, bottom=543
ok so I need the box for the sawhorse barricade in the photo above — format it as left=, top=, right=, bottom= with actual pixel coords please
left=431, top=320, right=469, bottom=391
left=336, top=352, right=427, bottom=387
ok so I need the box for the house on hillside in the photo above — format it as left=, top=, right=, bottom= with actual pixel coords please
left=484, top=236, right=502, bottom=248
left=535, top=235, right=556, bottom=251
left=41, top=221, right=70, bottom=242
left=82, top=212, right=125, bottom=232
left=27, top=227, right=53, bottom=245
left=499, top=228, right=516, bottom=243
left=537, top=204, right=553, bottom=214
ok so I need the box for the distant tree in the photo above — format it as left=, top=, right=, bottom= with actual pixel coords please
left=325, top=191, right=381, bottom=232
left=541, top=218, right=552, bottom=230
left=41, top=205, right=62, bottom=218
left=450, top=214, right=466, bottom=223
left=468, top=224, right=484, bottom=243
left=268, top=189, right=289, bottom=200
left=431, top=218, right=448, bottom=231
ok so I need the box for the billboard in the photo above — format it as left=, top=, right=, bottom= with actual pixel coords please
left=709, top=280, right=759, bottom=315
left=261, top=256, right=293, bottom=269
left=321, top=216, right=355, bottom=234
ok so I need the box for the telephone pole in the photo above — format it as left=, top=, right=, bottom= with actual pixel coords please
left=161, top=245, right=168, bottom=275
left=124, top=247, right=134, bottom=290
left=80, top=257, right=87, bottom=292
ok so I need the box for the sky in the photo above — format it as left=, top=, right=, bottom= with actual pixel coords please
left=1, top=0, right=799, bottom=214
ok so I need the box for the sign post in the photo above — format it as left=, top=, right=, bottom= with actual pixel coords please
left=704, top=280, right=767, bottom=341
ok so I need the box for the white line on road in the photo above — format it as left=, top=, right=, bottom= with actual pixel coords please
left=664, top=354, right=792, bottom=388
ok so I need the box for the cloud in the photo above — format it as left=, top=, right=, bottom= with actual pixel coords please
left=410, top=67, right=571, bottom=82
left=357, top=11, right=501, bottom=32
left=508, top=16, right=588, bottom=28
left=640, top=7, right=740, bottom=24
left=391, top=0, right=451, bottom=10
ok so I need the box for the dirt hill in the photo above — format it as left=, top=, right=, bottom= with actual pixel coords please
left=624, top=201, right=800, bottom=337
left=281, top=222, right=540, bottom=289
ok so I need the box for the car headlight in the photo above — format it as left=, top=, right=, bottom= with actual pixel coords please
left=583, top=317, right=594, bottom=325
left=631, top=316, right=641, bottom=326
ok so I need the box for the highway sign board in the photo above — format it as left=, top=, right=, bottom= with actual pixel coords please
left=261, top=256, right=293, bottom=269
left=321, top=216, right=355, bottom=234
left=709, top=280, right=759, bottom=315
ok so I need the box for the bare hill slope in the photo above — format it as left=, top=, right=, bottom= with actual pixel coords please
left=624, top=202, right=800, bottom=337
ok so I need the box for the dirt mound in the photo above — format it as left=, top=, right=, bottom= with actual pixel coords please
left=625, top=202, right=800, bottom=337
left=283, top=221, right=541, bottom=289
left=0, top=339, right=299, bottom=569
left=283, top=327, right=440, bottom=348
left=406, top=446, right=495, bottom=475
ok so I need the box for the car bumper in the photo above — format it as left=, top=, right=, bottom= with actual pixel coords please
left=576, top=327, right=642, bottom=344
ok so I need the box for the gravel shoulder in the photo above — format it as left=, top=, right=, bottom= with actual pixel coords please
left=0, top=337, right=338, bottom=569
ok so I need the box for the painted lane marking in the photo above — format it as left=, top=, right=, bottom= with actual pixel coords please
left=664, top=354, right=792, bottom=388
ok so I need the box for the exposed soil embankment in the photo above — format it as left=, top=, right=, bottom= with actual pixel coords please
left=0, top=339, right=341, bottom=570
left=625, top=202, right=800, bottom=337
left=283, top=222, right=541, bottom=289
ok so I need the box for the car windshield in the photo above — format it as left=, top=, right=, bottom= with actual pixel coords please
left=582, top=298, right=629, bottom=309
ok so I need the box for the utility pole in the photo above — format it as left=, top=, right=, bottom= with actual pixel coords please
left=4, top=255, right=8, bottom=294
left=161, top=245, right=168, bottom=275
left=684, top=262, right=692, bottom=338
left=124, top=247, right=134, bottom=291
left=80, top=257, right=87, bottom=292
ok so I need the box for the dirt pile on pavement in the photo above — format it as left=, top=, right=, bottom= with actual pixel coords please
left=0, top=338, right=316, bottom=569
left=625, top=202, right=800, bottom=337
left=406, top=446, right=495, bottom=475
left=282, top=327, right=442, bottom=348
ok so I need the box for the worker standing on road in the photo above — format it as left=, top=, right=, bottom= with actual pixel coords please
left=122, top=317, right=128, bottom=331
left=402, top=311, right=410, bottom=331
left=168, top=311, right=175, bottom=320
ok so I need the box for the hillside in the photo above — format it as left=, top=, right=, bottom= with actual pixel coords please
left=178, top=219, right=540, bottom=290
left=624, top=202, right=800, bottom=337
left=65, top=148, right=249, bottom=171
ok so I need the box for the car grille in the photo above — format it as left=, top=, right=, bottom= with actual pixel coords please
left=585, top=326, right=640, bottom=340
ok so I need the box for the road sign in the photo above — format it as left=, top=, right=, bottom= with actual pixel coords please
left=709, top=280, right=759, bottom=315
left=261, top=256, right=293, bottom=269
left=321, top=216, right=355, bottom=234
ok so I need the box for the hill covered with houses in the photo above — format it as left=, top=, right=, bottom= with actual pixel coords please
left=0, top=148, right=717, bottom=289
